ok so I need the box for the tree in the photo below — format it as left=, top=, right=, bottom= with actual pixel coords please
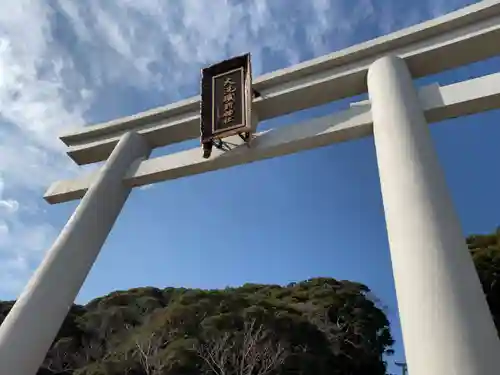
left=467, top=227, right=500, bottom=333
left=128, top=324, right=177, bottom=375
left=45, top=337, right=76, bottom=374
left=195, top=319, right=288, bottom=375
left=16, top=276, right=394, bottom=374
left=6, top=229, right=494, bottom=375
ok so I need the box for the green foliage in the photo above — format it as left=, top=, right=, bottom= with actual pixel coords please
left=0, top=278, right=394, bottom=375
left=467, top=227, right=500, bottom=333
left=0, top=227, right=498, bottom=375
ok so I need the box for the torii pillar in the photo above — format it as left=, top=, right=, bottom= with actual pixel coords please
left=368, top=55, right=500, bottom=375
left=0, top=132, right=150, bottom=375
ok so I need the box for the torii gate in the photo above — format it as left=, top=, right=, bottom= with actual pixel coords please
left=1, top=2, right=500, bottom=374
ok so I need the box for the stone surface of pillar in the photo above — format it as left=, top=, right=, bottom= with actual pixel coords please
left=0, top=132, right=150, bottom=375
left=368, top=55, right=500, bottom=375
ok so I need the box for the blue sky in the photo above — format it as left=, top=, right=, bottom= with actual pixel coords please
left=0, top=0, right=498, bottom=373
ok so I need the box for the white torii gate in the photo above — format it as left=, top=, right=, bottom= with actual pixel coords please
left=1, top=1, right=500, bottom=374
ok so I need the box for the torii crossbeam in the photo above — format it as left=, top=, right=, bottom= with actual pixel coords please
left=1, top=2, right=500, bottom=375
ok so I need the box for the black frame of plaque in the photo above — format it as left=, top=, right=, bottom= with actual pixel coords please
left=200, top=53, right=252, bottom=145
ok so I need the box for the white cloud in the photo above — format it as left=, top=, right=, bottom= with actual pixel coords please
left=0, top=0, right=475, bottom=297
left=0, top=198, right=18, bottom=216
left=0, top=176, right=56, bottom=295
left=51, top=0, right=382, bottom=96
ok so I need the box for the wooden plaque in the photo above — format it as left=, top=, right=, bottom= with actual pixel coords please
left=200, top=53, right=252, bottom=144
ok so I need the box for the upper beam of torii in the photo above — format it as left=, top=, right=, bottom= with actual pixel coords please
left=1, top=2, right=500, bottom=375
left=57, top=0, right=500, bottom=166
left=44, top=0, right=500, bottom=204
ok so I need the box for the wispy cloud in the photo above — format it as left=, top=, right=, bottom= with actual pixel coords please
left=0, top=0, right=475, bottom=297
left=0, top=177, right=56, bottom=295
left=52, top=0, right=379, bottom=97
